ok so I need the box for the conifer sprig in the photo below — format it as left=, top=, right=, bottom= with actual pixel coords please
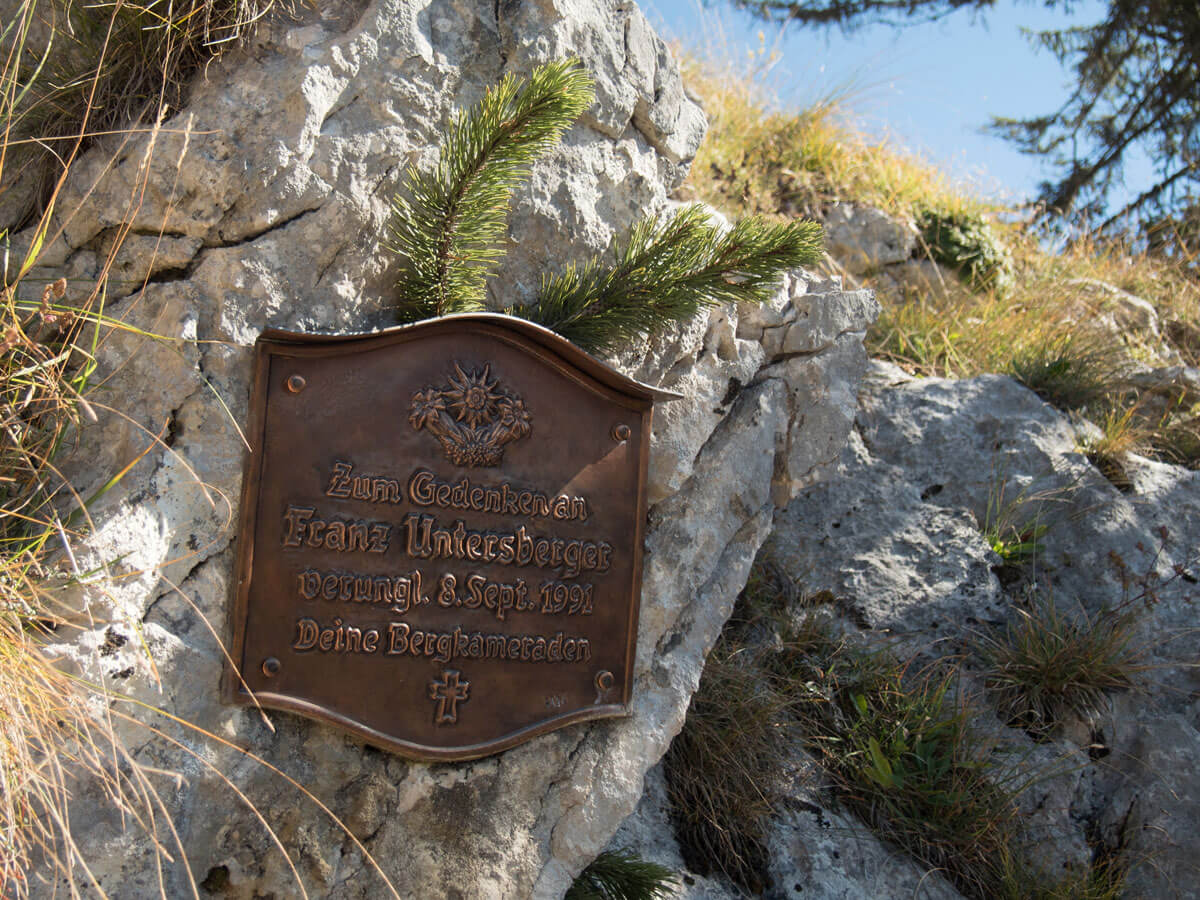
left=389, top=59, right=595, bottom=321
left=522, top=205, right=824, bottom=354
left=564, top=849, right=678, bottom=900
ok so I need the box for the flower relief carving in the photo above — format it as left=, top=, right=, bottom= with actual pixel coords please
left=409, top=363, right=532, bottom=467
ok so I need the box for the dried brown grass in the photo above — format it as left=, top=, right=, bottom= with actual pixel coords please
left=0, top=2, right=403, bottom=896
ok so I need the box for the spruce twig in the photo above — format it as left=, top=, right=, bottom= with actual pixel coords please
left=521, top=205, right=824, bottom=354
left=388, top=59, right=594, bottom=321
left=564, top=849, right=679, bottom=900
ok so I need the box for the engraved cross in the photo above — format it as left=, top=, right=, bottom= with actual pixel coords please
left=429, top=670, right=470, bottom=725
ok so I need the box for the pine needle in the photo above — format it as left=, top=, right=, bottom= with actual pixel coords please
left=521, top=205, right=824, bottom=354
left=388, top=59, right=595, bottom=320
left=564, top=849, right=678, bottom=900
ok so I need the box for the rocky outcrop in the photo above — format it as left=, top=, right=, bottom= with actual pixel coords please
left=764, top=364, right=1199, bottom=896
left=822, top=202, right=918, bottom=275
left=614, top=360, right=1200, bottom=898
left=28, top=1, right=877, bottom=897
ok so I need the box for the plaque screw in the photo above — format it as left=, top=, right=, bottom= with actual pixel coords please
left=262, top=657, right=281, bottom=677
left=286, top=374, right=307, bottom=393
left=611, top=423, right=631, bottom=443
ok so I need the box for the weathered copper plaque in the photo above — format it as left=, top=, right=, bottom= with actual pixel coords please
left=224, top=314, right=676, bottom=761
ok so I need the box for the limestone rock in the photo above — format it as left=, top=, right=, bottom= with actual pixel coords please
left=30, top=1, right=877, bottom=898
left=1126, top=363, right=1200, bottom=405
left=1068, top=277, right=1161, bottom=336
left=822, top=203, right=918, bottom=274
left=762, top=362, right=1200, bottom=895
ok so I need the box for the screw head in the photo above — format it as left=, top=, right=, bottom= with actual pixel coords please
left=262, top=657, right=281, bottom=677
left=611, top=423, right=631, bottom=443
left=286, top=374, right=306, bottom=393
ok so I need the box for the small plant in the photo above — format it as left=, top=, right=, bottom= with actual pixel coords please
left=778, top=635, right=1027, bottom=899
left=986, top=519, right=1049, bottom=565
left=565, top=849, right=678, bottom=900
left=980, top=472, right=1057, bottom=568
left=976, top=592, right=1141, bottom=737
left=388, top=60, right=595, bottom=320
left=916, top=207, right=1013, bottom=294
left=387, top=59, right=824, bottom=350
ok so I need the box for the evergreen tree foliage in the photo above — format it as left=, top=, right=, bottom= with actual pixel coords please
left=564, top=849, right=678, bottom=900
left=729, top=0, right=1200, bottom=248
left=388, top=59, right=595, bottom=320
left=386, top=60, right=825, bottom=351
left=521, top=205, right=824, bottom=354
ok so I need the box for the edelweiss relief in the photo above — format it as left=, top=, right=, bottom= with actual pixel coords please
left=409, top=363, right=531, bottom=467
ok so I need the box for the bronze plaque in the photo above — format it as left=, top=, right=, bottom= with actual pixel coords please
left=224, top=314, right=675, bottom=761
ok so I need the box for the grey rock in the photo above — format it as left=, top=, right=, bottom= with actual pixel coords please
left=823, top=203, right=918, bottom=274
left=1126, top=364, right=1200, bottom=405
left=765, top=778, right=965, bottom=900
left=30, top=1, right=876, bottom=898
left=1068, top=277, right=1161, bottom=336
left=762, top=363, right=1200, bottom=895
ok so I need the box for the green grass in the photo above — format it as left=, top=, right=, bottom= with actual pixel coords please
left=1008, top=330, right=1130, bottom=412
left=774, top=626, right=1030, bottom=898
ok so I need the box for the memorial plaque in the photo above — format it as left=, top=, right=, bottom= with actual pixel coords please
left=223, top=314, right=677, bottom=761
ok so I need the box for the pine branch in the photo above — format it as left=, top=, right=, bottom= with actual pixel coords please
left=564, top=849, right=678, bottom=900
left=521, top=205, right=824, bottom=355
left=388, top=59, right=594, bottom=321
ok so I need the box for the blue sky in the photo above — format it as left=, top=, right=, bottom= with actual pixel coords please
left=641, top=0, right=1132, bottom=208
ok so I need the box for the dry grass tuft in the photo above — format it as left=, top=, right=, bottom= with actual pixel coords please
left=677, top=55, right=991, bottom=227
left=977, top=593, right=1142, bottom=738
left=0, top=244, right=132, bottom=895
left=5, top=0, right=281, bottom=228
left=0, top=1, right=278, bottom=892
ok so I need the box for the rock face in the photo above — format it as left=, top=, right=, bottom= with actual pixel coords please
left=613, top=360, right=1200, bottom=898
left=759, top=363, right=1200, bottom=897
left=613, top=760, right=965, bottom=900
left=30, top=2, right=876, bottom=897
left=822, top=203, right=917, bottom=275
